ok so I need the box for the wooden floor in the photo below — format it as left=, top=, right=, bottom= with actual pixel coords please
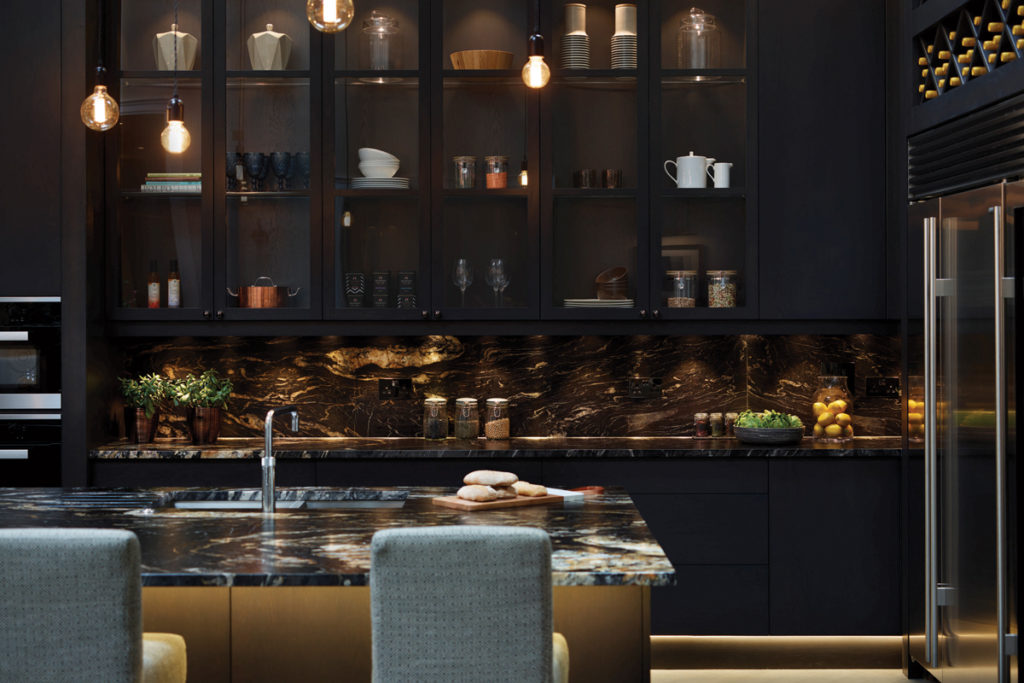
left=652, top=670, right=910, bottom=682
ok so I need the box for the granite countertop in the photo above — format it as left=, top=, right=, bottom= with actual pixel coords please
left=0, top=486, right=675, bottom=588
left=90, top=436, right=901, bottom=460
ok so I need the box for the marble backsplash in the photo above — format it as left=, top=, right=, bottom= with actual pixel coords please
left=103, top=334, right=900, bottom=439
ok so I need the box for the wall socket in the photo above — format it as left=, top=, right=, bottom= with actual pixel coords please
left=628, top=377, right=662, bottom=399
left=378, top=378, right=414, bottom=400
left=865, top=377, right=900, bottom=398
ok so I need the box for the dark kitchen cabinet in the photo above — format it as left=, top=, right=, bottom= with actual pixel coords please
left=756, top=0, right=888, bottom=320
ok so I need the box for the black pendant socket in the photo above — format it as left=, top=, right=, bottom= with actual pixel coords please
left=166, top=95, right=185, bottom=123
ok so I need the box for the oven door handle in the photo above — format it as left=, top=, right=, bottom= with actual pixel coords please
left=0, top=449, right=29, bottom=460
left=0, top=331, right=30, bottom=341
left=0, top=413, right=60, bottom=421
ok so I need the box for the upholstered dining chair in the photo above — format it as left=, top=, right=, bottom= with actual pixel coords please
left=370, top=525, right=569, bottom=683
left=0, top=528, right=187, bottom=683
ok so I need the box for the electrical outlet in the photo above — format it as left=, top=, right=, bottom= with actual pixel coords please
left=378, top=378, right=413, bottom=400
left=627, top=377, right=662, bottom=399
left=866, top=377, right=900, bottom=398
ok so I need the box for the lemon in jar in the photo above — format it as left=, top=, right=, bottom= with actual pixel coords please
left=843, top=425, right=855, bottom=438
left=817, top=411, right=835, bottom=427
left=908, top=411, right=924, bottom=425
left=812, top=402, right=829, bottom=417
left=835, top=413, right=852, bottom=428
left=813, top=423, right=824, bottom=438
left=827, top=399, right=848, bottom=415
left=824, top=424, right=843, bottom=438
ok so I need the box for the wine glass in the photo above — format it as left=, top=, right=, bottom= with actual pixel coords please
left=243, top=152, right=267, bottom=192
left=485, top=258, right=510, bottom=307
left=270, top=152, right=292, bottom=191
left=451, top=258, right=473, bottom=308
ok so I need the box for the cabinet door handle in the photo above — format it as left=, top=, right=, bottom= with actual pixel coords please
left=924, top=215, right=938, bottom=667
left=433, top=310, right=442, bottom=320
left=993, top=204, right=1011, bottom=682
left=421, top=310, right=429, bottom=320
left=216, top=310, right=224, bottom=320
left=652, top=309, right=661, bottom=319
left=639, top=309, right=647, bottom=318
left=203, top=310, right=211, bottom=320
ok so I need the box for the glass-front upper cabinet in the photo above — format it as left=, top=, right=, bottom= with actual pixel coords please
left=219, top=1, right=320, bottom=319
left=650, top=0, right=755, bottom=318
left=326, top=1, right=429, bottom=319
left=542, top=0, right=648, bottom=319
left=108, top=0, right=209, bottom=320
left=432, top=0, right=540, bottom=320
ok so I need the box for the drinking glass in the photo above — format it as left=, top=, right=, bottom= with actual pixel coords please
left=452, top=258, right=473, bottom=307
left=485, top=258, right=510, bottom=307
left=226, top=152, right=241, bottom=191
left=270, top=152, right=292, bottom=191
left=243, top=152, right=268, bottom=192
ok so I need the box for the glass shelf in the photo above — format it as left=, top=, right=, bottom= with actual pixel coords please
left=659, top=188, right=746, bottom=198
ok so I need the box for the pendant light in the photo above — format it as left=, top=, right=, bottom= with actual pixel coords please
left=80, top=0, right=119, bottom=131
left=522, top=0, right=550, bottom=88
left=161, top=0, right=191, bottom=154
left=307, top=0, right=355, bottom=33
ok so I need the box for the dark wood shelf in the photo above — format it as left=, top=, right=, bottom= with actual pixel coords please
left=659, top=188, right=746, bottom=199
left=334, top=189, right=420, bottom=198
left=120, top=191, right=202, bottom=198
left=226, top=191, right=311, bottom=198
left=552, top=188, right=636, bottom=198
left=554, top=69, right=638, bottom=87
left=334, top=70, right=420, bottom=81
left=119, top=70, right=202, bottom=80
left=442, top=69, right=523, bottom=85
left=659, top=69, right=748, bottom=85
left=442, top=188, right=529, bottom=198
left=225, top=70, right=311, bottom=79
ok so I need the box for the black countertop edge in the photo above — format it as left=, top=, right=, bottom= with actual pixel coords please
left=138, top=571, right=675, bottom=588
left=90, top=436, right=901, bottom=460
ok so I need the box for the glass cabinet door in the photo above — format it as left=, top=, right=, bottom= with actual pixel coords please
left=432, top=0, right=539, bottom=320
left=218, top=1, right=320, bottom=319
left=108, top=0, right=210, bottom=320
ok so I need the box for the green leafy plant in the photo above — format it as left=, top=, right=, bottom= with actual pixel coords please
left=735, top=409, right=803, bottom=429
left=168, top=370, right=233, bottom=409
left=119, top=373, right=167, bottom=419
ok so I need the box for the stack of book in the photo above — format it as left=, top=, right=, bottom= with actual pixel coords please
left=140, top=172, right=202, bottom=193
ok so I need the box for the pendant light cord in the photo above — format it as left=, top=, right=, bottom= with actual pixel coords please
left=172, top=0, right=179, bottom=98
left=96, top=0, right=105, bottom=72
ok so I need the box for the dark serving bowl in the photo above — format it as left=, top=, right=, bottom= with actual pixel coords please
left=733, top=426, right=805, bottom=445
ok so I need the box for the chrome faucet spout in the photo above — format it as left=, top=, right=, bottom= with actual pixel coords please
left=263, top=405, right=299, bottom=513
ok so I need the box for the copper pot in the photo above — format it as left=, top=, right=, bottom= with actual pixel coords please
left=129, top=407, right=160, bottom=444
left=187, top=406, right=221, bottom=444
left=227, top=276, right=301, bottom=308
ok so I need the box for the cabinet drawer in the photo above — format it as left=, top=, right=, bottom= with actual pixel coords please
left=542, top=459, right=767, bottom=494
left=652, top=565, right=770, bottom=635
left=89, top=460, right=316, bottom=488
left=316, top=459, right=542, bottom=488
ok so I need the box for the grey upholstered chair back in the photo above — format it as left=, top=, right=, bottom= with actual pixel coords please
left=371, top=525, right=554, bottom=683
left=0, top=528, right=144, bottom=682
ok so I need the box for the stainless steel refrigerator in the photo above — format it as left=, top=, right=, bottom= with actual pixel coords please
left=906, top=182, right=1019, bottom=682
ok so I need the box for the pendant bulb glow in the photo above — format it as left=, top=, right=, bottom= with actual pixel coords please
left=161, top=95, right=191, bottom=154
left=522, top=56, right=550, bottom=88
left=307, top=0, right=354, bottom=33
left=81, top=84, right=119, bottom=131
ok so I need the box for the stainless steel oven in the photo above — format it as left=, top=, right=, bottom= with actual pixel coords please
left=0, top=413, right=61, bottom=485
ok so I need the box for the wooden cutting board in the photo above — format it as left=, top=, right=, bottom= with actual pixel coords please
left=431, top=493, right=565, bottom=511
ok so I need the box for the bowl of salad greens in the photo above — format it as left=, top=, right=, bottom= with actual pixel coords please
left=733, top=410, right=805, bottom=444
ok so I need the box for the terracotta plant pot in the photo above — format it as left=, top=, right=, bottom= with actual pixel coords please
left=129, top=408, right=160, bottom=444
left=187, top=406, right=222, bottom=444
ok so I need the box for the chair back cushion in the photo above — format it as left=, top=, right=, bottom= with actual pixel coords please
left=371, top=525, right=553, bottom=683
left=0, top=528, right=143, bottom=682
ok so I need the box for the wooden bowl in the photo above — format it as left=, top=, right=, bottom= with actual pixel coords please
left=595, top=266, right=628, bottom=284
left=450, top=50, right=514, bottom=70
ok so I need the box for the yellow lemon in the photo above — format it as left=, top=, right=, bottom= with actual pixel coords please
left=817, top=412, right=835, bottom=427
left=812, top=402, right=828, bottom=417
left=843, top=425, right=855, bottom=438
left=835, top=413, right=852, bottom=428
left=910, top=424, right=925, bottom=437
left=813, top=424, right=824, bottom=438
left=827, top=400, right=848, bottom=415
left=908, top=411, right=924, bottom=424
left=824, top=424, right=843, bottom=438
left=908, top=399, right=918, bottom=411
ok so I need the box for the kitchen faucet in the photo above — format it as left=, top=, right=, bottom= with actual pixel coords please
left=263, top=406, right=299, bottom=513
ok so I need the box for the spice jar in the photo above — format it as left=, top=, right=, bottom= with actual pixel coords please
left=812, top=375, right=853, bottom=442
left=484, top=155, right=508, bottom=189
left=710, top=412, right=725, bottom=437
left=452, top=156, right=476, bottom=189
left=724, top=411, right=738, bottom=436
left=453, top=397, right=479, bottom=440
left=667, top=270, right=697, bottom=308
left=694, top=412, right=710, bottom=437
left=423, top=397, right=448, bottom=440
left=707, top=270, right=737, bottom=308
left=485, top=398, right=510, bottom=439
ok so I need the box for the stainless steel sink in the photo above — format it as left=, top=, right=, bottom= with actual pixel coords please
left=166, top=487, right=408, bottom=511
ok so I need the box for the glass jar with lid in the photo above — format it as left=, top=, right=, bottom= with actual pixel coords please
left=812, top=375, right=853, bottom=442
left=485, top=398, right=510, bottom=439
left=423, top=397, right=448, bottom=440
left=677, top=7, right=720, bottom=69
left=453, top=397, right=479, bottom=440
left=907, top=375, right=924, bottom=443
left=361, top=10, right=400, bottom=70
left=452, top=156, right=476, bottom=189
left=707, top=270, right=737, bottom=308
left=667, top=270, right=697, bottom=308
left=484, top=155, right=509, bottom=189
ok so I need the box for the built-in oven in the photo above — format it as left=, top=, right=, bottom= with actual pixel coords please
left=0, top=413, right=61, bottom=485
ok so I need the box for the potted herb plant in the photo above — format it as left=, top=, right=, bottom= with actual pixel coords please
left=119, top=373, right=167, bottom=443
left=169, top=370, right=233, bottom=444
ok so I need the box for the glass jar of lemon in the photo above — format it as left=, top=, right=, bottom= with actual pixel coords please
left=811, top=375, right=853, bottom=442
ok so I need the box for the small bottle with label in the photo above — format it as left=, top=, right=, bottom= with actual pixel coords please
left=167, top=259, right=181, bottom=308
left=147, top=260, right=160, bottom=308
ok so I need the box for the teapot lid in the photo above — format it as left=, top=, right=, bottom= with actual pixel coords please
left=363, top=10, right=398, bottom=32
left=682, top=7, right=716, bottom=29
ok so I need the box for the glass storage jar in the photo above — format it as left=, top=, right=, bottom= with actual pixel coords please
left=677, top=7, right=721, bottom=69
left=907, top=375, right=925, bottom=443
left=423, top=397, right=448, bottom=440
left=484, top=155, right=509, bottom=189
left=452, top=156, right=476, bottom=189
left=453, top=397, right=479, bottom=440
left=361, top=10, right=400, bottom=70
left=694, top=412, right=710, bottom=437
left=724, top=411, right=738, bottom=436
left=707, top=270, right=737, bottom=308
left=485, top=398, right=510, bottom=439
left=710, top=412, right=724, bottom=437
left=667, top=269, right=697, bottom=308
left=812, top=375, right=853, bottom=442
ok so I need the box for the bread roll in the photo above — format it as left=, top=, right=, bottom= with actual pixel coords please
left=463, top=469, right=518, bottom=487
left=457, top=484, right=498, bottom=502
left=493, top=485, right=517, bottom=499
left=512, top=481, right=547, bottom=497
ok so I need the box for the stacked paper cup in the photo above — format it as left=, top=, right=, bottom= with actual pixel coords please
left=561, top=3, right=590, bottom=69
left=611, top=3, right=637, bottom=69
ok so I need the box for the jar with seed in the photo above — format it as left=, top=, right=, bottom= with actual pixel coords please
left=724, top=411, right=738, bottom=436
left=707, top=270, right=737, bottom=308
left=485, top=398, right=510, bottom=439
left=694, top=412, right=710, bottom=437
left=453, top=397, right=479, bottom=440
left=710, top=412, right=725, bottom=437
left=423, top=397, right=448, bottom=440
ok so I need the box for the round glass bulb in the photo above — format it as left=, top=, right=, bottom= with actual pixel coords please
left=522, top=55, right=551, bottom=89
left=80, top=84, right=119, bottom=131
left=161, top=120, right=191, bottom=154
left=307, top=0, right=355, bottom=33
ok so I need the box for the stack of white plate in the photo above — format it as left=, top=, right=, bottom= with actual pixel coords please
left=611, top=34, right=636, bottom=69
left=561, top=34, right=590, bottom=69
left=352, top=177, right=410, bottom=189
left=563, top=298, right=634, bottom=308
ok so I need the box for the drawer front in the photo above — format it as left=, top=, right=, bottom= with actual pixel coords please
left=542, top=459, right=768, bottom=494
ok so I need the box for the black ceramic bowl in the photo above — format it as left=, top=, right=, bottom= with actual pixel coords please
left=733, top=426, right=804, bottom=445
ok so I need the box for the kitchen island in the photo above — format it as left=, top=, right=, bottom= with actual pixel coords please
left=0, top=486, right=672, bottom=683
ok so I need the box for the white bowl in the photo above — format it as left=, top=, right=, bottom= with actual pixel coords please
left=358, top=147, right=399, bottom=162
left=358, top=160, right=400, bottom=178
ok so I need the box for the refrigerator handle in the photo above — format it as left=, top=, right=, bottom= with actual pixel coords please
left=924, top=215, right=939, bottom=667
left=993, top=204, right=1010, bottom=683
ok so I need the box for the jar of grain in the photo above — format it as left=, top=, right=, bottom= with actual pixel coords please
left=485, top=398, right=510, bottom=439
left=423, top=397, right=448, bottom=440
left=707, top=270, right=737, bottom=308
left=453, top=397, right=479, bottom=440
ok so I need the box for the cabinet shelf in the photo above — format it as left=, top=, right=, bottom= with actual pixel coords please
left=660, top=69, right=748, bottom=85
left=659, top=188, right=746, bottom=199
left=554, top=70, right=638, bottom=88
left=119, top=71, right=202, bottom=81
left=553, top=188, right=636, bottom=198
left=120, top=191, right=202, bottom=198
left=335, top=189, right=420, bottom=198
left=225, top=70, right=311, bottom=79
left=442, top=188, right=528, bottom=198
left=335, top=70, right=420, bottom=81
left=226, top=191, right=311, bottom=198
left=442, top=70, right=523, bottom=85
